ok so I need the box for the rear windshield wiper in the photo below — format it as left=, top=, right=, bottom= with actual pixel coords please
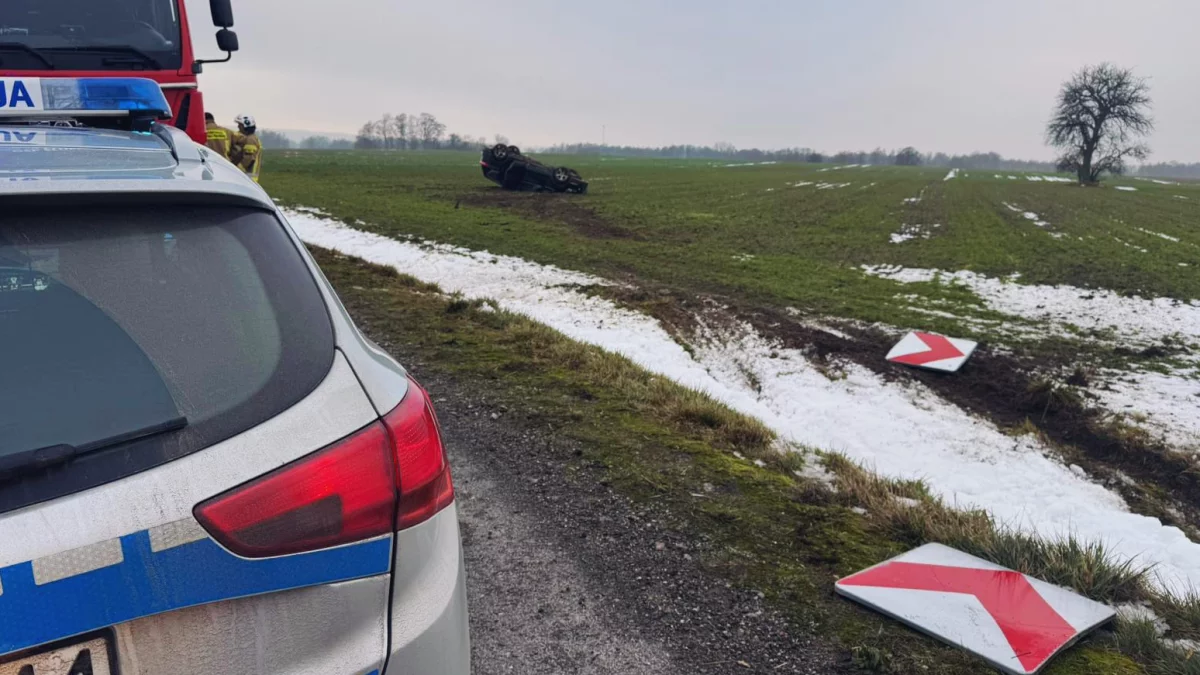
left=0, top=42, right=56, bottom=69
left=0, top=416, right=187, bottom=482
left=46, top=45, right=162, bottom=70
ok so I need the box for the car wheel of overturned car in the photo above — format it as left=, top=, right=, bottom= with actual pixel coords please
left=553, top=167, right=570, bottom=184
left=507, top=145, right=521, bottom=156
left=491, top=143, right=509, bottom=160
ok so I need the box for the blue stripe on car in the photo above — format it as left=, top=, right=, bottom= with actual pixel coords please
left=0, top=530, right=391, bottom=655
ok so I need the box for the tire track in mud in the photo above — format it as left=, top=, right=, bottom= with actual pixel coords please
left=591, top=281, right=1200, bottom=543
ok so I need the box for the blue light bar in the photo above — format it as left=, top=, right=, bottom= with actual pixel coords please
left=0, top=77, right=171, bottom=119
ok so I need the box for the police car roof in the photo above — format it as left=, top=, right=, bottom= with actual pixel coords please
left=0, top=125, right=272, bottom=209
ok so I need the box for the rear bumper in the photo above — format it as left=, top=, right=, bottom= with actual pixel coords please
left=385, top=502, right=471, bottom=675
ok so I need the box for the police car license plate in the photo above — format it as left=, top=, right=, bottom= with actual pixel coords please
left=0, top=636, right=112, bottom=675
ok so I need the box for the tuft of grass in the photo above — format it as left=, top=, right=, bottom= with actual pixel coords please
left=1156, top=592, right=1200, bottom=643
left=826, top=452, right=1151, bottom=603
left=1111, top=617, right=1200, bottom=675
left=1020, top=377, right=1086, bottom=420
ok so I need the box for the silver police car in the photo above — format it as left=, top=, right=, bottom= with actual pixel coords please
left=0, top=78, right=470, bottom=675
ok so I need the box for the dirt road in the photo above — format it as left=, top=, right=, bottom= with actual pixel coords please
left=413, top=368, right=847, bottom=674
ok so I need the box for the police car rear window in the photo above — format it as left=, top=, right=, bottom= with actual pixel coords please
left=0, top=204, right=333, bottom=510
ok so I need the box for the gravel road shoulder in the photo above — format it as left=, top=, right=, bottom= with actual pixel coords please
left=418, top=367, right=847, bottom=674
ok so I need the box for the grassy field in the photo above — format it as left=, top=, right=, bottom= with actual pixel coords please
left=265, top=150, right=1200, bottom=348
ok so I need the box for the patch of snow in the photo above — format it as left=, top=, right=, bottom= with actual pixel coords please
left=287, top=207, right=1200, bottom=592
left=832, top=164, right=859, bottom=170
left=1008, top=176, right=1018, bottom=180
left=764, top=188, right=776, bottom=192
left=1042, top=176, right=1075, bottom=183
left=944, top=169, right=959, bottom=181
left=903, top=187, right=928, bottom=205
left=1094, top=371, right=1200, bottom=452
left=1114, top=237, right=1149, bottom=253
left=861, top=265, right=1200, bottom=348
left=722, top=162, right=756, bottom=168
left=797, top=462, right=838, bottom=491
left=791, top=181, right=814, bottom=188
left=890, top=223, right=942, bottom=244
left=732, top=253, right=756, bottom=262
left=759, top=161, right=778, bottom=165
left=1000, top=202, right=1049, bottom=227
left=816, top=182, right=853, bottom=190
left=1027, top=176, right=1044, bottom=182
left=994, top=175, right=1002, bottom=179
left=1138, top=228, right=1181, bottom=243
left=1175, top=195, right=1190, bottom=201
left=1115, top=603, right=1168, bottom=635
left=1115, top=186, right=1139, bottom=192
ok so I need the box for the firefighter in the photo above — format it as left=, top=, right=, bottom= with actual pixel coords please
left=230, top=114, right=262, bottom=183
left=204, top=112, right=233, bottom=159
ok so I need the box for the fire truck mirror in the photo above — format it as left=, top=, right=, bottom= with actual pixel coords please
left=216, top=29, right=240, bottom=53
left=210, top=0, right=235, bottom=28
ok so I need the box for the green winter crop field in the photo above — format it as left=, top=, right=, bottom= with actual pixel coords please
left=263, top=150, right=1200, bottom=350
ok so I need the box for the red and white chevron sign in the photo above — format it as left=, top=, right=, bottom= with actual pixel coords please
left=836, top=544, right=1114, bottom=675
left=886, top=331, right=977, bottom=372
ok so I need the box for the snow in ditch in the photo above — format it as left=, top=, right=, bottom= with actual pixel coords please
left=286, top=207, right=1200, bottom=591
left=944, top=168, right=959, bottom=181
left=1116, top=186, right=1139, bottom=192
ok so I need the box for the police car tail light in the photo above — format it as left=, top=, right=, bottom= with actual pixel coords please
left=386, top=378, right=455, bottom=531
left=194, top=422, right=397, bottom=558
left=194, top=378, right=452, bottom=558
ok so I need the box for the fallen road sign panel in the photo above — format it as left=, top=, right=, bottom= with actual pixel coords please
left=836, top=543, right=1114, bottom=675
left=886, top=331, right=977, bottom=372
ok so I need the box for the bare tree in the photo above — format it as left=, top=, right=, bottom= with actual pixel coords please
left=1047, top=63, right=1153, bottom=184
left=895, top=147, right=921, bottom=166
left=355, top=122, right=381, bottom=150
left=417, top=113, right=446, bottom=148
left=392, top=113, right=409, bottom=150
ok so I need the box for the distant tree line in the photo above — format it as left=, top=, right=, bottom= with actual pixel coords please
left=537, top=142, right=1058, bottom=172
left=258, top=130, right=354, bottom=151
left=1135, top=162, right=1200, bottom=180
left=352, top=113, right=490, bottom=151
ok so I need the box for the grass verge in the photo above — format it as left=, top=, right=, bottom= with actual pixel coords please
left=308, top=246, right=1200, bottom=673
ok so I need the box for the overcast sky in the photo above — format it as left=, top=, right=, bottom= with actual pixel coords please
left=188, top=0, right=1199, bottom=161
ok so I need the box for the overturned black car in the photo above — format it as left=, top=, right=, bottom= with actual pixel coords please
left=480, top=144, right=588, bottom=194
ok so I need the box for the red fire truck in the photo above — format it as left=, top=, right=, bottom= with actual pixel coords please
left=0, top=0, right=239, bottom=145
